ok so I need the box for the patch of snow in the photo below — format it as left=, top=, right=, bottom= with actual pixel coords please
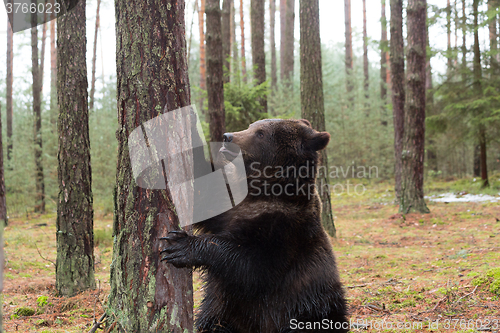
left=426, top=193, right=500, bottom=203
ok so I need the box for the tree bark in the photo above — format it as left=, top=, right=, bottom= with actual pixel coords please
left=251, top=0, right=267, bottom=113
left=362, top=0, right=369, bottom=111
left=473, top=0, right=489, bottom=187
left=240, top=0, right=247, bottom=82
left=300, top=0, right=336, bottom=237
left=390, top=0, right=405, bottom=201
left=50, top=0, right=57, bottom=126
left=31, top=15, right=45, bottom=214
left=206, top=0, right=226, bottom=142
left=222, top=0, right=231, bottom=83
left=0, top=104, right=7, bottom=225
left=89, top=0, right=101, bottom=111
left=270, top=0, right=277, bottom=93
left=7, top=6, right=13, bottom=161
left=109, top=0, right=194, bottom=330
left=345, top=0, right=353, bottom=98
left=282, top=0, right=295, bottom=85
left=400, top=0, right=430, bottom=214
left=56, top=0, right=95, bottom=296
left=381, top=0, right=388, bottom=106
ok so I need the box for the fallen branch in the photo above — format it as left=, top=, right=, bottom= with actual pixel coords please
left=453, top=285, right=478, bottom=305
left=431, top=296, right=447, bottom=312
left=89, top=312, right=107, bottom=333
left=346, top=283, right=368, bottom=289
left=34, top=242, right=55, bottom=265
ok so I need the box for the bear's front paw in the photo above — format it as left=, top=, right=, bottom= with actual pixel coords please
left=160, top=231, right=197, bottom=268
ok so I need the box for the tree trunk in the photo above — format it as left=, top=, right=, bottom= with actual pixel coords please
left=231, top=0, right=239, bottom=82
left=109, top=0, right=194, bottom=330
left=31, top=17, right=45, bottom=214
left=462, top=0, right=467, bottom=84
left=447, top=0, right=452, bottom=74
left=362, top=0, right=369, bottom=111
left=207, top=0, right=226, bottom=142
left=222, top=0, right=231, bottom=83
left=489, top=0, right=498, bottom=74
left=400, top=0, right=430, bottom=214
left=199, top=0, right=207, bottom=97
left=390, top=0, right=405, bottom=201
left=381, top=0, right=388, bottom=107
left=240, top=0, right=247, bottom=82
left=426, top=13, right=437, bottom=172
left=0, top=104, right=7, bottom=225
left=56, top=0, right=95, bottom=296
left=50, top=0, right=57, bottom=126
left=89, top=0, right=101, bottom=111
left=300, top=0, right=336, bottom=237
left=280, top=0, right=286, bottom=81
left=251, top=0, right=267, bottom=113
left=40, top=19, right=47, bottom=92
left=473, top=144, right=481, bottom=177
left=7, top=8, right=13, bottom=161
left=270, top=0, right=277, bottom=93
left=473, top=0, right=489, bottom=187
left=282, top=0, right=295, bottom=86
left=345, top=0, right=353, bottom=97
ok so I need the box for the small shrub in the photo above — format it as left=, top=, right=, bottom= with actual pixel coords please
left=14, top=306, right=35, bottom=316
left=37, top=295, right=49, bottom=307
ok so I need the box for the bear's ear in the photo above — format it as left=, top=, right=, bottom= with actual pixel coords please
left=300, top=119, right=312, bottom=128
left=307, top=132, right=331, bottom=151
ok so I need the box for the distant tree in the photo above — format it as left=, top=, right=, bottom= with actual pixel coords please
left=300, top=0, right=336, bottom=237
left=0, top=104, right=7, bottom=225
left=399, top=0, right=430, bottom=214
left=6, top=7, right=13, bottom=160
left=222, top=0, right=231, bottom=82
left=50, top=0, right=57, bottom=125
left=56, top=0, right=95, bottom=296
left=488, top=0, right=498, bottom=74
left=426, top=8, right=438, bottom=172
left=472, top=0, right=489, bottom=187
left=362, top=0, right=369, bottom=111
left=89, top=0, right=101, bottom=110
left=40, top=20, right=47, bottom=92
left=199, top=0, right=207, bottom=107
left=108, top=0, right=194, bottom=330
left=461, top=0, right=467, bottom=84
left=390, top=0, right=405, bottom=201
left=206, top=0, right=226, bottom=142
left=31, top=14, right=45, bottom=213
left=240, top=0, right=247, bottom=82
left=380, top=0, right=388, bottom=108
left=230, top=0, right=239, bottom=82
left=251, top=0, right=267, bottom=113
left=447, top=0, right=452, bottom=74
left=345, top=0, right=353, bottom=98
left=281, top=0, right=294, bottom=85
left=280, top=0, right=286, bottom=79
left=270, top=0, right=277, bottom=94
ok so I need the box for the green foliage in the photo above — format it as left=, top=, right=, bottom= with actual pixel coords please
left=224, top=80, right=268, bottom=132
left=36, top=295, right=48, bottom=307
left=14, top=306, right=35, bottom=316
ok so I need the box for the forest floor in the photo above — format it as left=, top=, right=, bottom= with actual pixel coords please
left=2, top=177, right=500, bottom=332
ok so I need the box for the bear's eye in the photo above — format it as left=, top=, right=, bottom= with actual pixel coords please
left=256, top=131, right=264, bottom=139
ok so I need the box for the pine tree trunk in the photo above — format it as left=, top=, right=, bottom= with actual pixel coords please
left=222, top=0, right=231, bottom=83
left=400, top=0, right=430, bottom=214
left=462, top=0, right=467, bottom=84
left=251, top=0, right=267, bottom=113
left=489, top=0, right=498, bottom=74
left=473, top=0, right=489, bottom=187
left=0, top=104, right=7, bottom=225
left=345, top=0, right=353, bottom=97
left=207, top=0, right=226, bottom=142
left=200, top=0, right=207, bottom=98
left=40, top=19, right=47, bottom=92
left=231, top=0, right=239, bottom=82
left=280, top=0, right=286, bottom=81
left=6, top=9, right=13, bottom=161
left=108, top=0, right=194, bottom=330
left=390, top=0, right=405, bottom=201
left=50, top=0, right=57, bottom=126
left=381, top=0, right=388, bottom=107
left=300, top=0, right=336, bottom=237
left=282, top=0, right=295, bottom=86
left=362, top=0, right=369, bottom=111
left=270, top=0, right=277, bottom=93
left=447, top=0, right=452, bottom=74
left=240, top=0, right=247, bottom=82
left=426, top=15, right=438, bottom=172
left=56, top=0, right=95, bottom=296
left=89, top=0, right=101, bottom=111
left=31, top=17, right=45, bottom=214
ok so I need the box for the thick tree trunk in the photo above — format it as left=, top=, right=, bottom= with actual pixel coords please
left=381, top=0, right=388, bottom=107
left=31, top=19, right=45, bottom=213
left=300, top=0, right=336, bottom=237
left=270, top=0, right=277, bottom=93
left=7, top=9, right=13, bottom=161
left=240, top=0, right=247, bottom=82
left=345, top=0, right=353, bottom=97
left=473, top=0, right=489, bottom=187
left=400, top=0, right=430, bottom=214
left=109, top=0, right=194, bottom=330
left=222, top=0, right=231, bottom=83
left=251, top=0, right=267, bottom=113
left=56, top=0, right=95, bottom=296
left=0, top=104, right=7, bottom=225
left=89, top=0, right=101, bottom=111
left=282, top=0, right=295, bottom=86
left=390, top=0, right=405, bottom=201
left=50, top=0, right=57, bottom=125
left=206, top=0, right=226, bottom=142
left=362, top=0, right=369, bottom=111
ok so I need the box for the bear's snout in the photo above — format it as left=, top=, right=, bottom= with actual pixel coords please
left=222, top=133, right=233, bottom=143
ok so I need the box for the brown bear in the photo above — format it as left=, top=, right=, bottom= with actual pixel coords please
left=161, top=119, right=348, bottom=333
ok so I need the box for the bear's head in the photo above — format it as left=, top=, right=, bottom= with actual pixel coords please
left=219, top=119, right=330, bottom=197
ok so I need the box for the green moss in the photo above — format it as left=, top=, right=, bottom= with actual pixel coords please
left=14, top=306, right=36, bottom=316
